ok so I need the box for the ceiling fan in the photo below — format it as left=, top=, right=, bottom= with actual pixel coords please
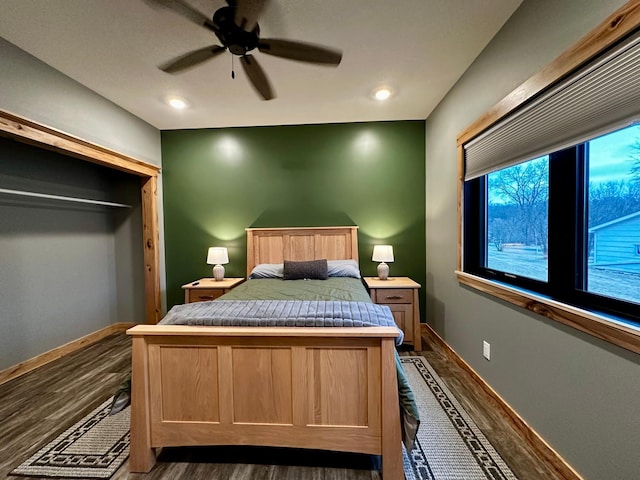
left=147, top=0, right=343, bottom=100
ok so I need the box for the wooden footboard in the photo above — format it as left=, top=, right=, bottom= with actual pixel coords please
left=126, top=325, right=404, bottom=479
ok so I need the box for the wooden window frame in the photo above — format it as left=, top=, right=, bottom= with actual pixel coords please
left=456, top=1, right=640, bottom=354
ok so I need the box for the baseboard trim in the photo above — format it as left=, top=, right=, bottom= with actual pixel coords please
left=0, top=322, right=135, bottom=386
left=420, top=323, right=583, bottom=480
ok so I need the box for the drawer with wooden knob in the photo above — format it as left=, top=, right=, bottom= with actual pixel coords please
left=372, top=288, right=413, bottom=304
left=181, top=278, right=245, bottom=304
left=187, top=288, right=225, bottom=303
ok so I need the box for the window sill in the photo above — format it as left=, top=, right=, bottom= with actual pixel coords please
left=455, top=271, right=640, bottom=355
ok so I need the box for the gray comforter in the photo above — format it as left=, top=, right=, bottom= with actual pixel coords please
left=160, top=299, right=404, bottom=345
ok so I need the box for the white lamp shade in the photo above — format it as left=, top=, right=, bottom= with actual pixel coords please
left=372, top=245, right=394, bottom=263
left=207, top=247, right=229, bottom=265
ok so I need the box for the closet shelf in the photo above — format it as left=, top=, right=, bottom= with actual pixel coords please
left=0, top=188, right=131, bottom=208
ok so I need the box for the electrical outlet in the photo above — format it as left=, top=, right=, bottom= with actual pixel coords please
left=483, top=341, right=491, bottom=361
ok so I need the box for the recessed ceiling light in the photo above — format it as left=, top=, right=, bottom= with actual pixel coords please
left=167, top=97, right=188, bottom=110
left=373, top=87, right=392, bottom=101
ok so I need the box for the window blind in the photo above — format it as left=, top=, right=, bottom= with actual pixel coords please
left=464, top=30, right=640, bottom=180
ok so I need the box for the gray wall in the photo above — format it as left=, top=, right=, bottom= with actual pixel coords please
left=0, top=139, right=137, bottom=368
left=425, top=1, right=640, bottom=479
left=0, top=38, right=160, bottom=166
left=0, top=38, right=164, bottom=369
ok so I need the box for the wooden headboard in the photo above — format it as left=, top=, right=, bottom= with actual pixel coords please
left=245, top=226, right=359, bottom=276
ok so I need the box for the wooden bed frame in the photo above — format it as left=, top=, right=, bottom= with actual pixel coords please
left=127, top=226, right=405, bottom=479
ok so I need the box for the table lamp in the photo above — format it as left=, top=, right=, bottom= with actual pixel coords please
left=207, top=247, right=229, bottom=281
left=372, top=245, right=394, bottom=280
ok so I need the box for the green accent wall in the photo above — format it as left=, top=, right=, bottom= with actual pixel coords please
left=162, top=120, right=426, bottom=317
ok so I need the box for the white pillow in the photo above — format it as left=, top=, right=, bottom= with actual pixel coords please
left=327, top=259, right=361, bottom=278
left=249, top=263, right=284, bottom=279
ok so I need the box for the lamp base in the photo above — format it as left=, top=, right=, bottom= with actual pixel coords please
left=213, top=264, right=225, bottom=281
left=377, top=262, right=389, bottom=280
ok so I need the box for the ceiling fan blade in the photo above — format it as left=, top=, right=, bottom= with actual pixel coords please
left=233, top=0, right=270, bottom=32
left=144, top=0, right=214, bottom=31
left=240, top=54, right=274, bottom=100
left=160, top=45, right=226, bottom=73
left=257, top=39, right=342, bottom=66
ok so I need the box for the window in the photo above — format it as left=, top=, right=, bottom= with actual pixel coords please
left=486, top=156, right=549, bottom=282
left=586, top=126, right=640, bottom=306
left=457, top=10, right=640, bottom=353
left=464, top=124, right=640, bottom=325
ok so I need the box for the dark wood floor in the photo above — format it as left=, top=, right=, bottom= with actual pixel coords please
left=0, top=331, right=565, bottom=480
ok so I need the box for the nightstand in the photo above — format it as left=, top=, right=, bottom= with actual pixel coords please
left=182, top=277, right=245, bottom=303
left=364, top=276, right=422, bottom=351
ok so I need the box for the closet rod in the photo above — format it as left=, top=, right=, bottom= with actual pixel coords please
left=0, top=188, right=131, bottom=208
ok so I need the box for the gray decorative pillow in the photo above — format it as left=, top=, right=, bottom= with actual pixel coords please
left=283, top=259, right=329, bottom=280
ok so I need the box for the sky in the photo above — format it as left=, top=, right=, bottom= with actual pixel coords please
left=588, top=124, right=640, bottom=184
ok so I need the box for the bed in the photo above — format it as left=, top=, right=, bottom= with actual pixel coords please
left=127, top=226, right=412, bottom=479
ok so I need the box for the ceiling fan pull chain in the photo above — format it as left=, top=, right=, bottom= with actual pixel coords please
left=231, top=55, right=235, bottom=79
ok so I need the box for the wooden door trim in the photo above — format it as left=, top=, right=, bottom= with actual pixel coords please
left=0, top=108, right=162, bottom=324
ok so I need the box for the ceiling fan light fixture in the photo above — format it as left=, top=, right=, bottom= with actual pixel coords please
left=167, top=96, right=189, bottom=110
left=152, top=0, right=343, bottom=101
left=373, top=87, right=393, bottom=101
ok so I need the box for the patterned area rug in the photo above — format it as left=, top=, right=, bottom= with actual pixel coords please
left=10, top=357, right=517, bottom=479
left=10, top=398, right=129, bottom=479
left=401, top=356, right=518, bottom=479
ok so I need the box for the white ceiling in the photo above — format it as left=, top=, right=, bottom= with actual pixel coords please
left=0, top=0, right=522, bottom=130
